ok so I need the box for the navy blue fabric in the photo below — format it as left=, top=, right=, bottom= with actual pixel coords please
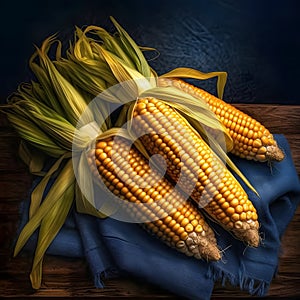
left=207, top=134, right=300, bottom=295
left=97, top=217, right=214, bottom=299
left=17, top=134, right=300, bottom=299
left=73, top=212, right=118, bottom=287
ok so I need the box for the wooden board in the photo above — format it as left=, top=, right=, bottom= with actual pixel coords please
left=0, top=104, right=299, bottom=298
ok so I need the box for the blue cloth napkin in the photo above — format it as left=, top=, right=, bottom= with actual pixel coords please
left=17, top=135, right=300, bottom=299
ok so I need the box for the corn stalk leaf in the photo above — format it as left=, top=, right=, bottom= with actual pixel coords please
left=75, top=150, right=99, bottom=216
left=75, top=183, right=108, bottom=218
left=36, top=52, right=87, bottom=126
left=18, top=141, right=46, bottom=176
left=74, top=151, right=117, bottom=219
left=55, top=58, right=108, bottom=98
left=29, top=55, right=66, bottom=115
left=31, top=36, right=94, bottom=126
left=110, top=16, right=152, bottom=79
left=139, top=86, right=233, bottom=149
left=71, top=30, right=118, bottom=84
left=14, top=159, right=75, bottom=257
left=7, top=99, right=82, bottom=152
left=75, top=128, right=136, bottom=218
left=29, top=153, right=71, bottom=218
left=96, top=47, right=140, bottom=99
left=30, top=179, right=74, bottom=289
left=160, top=67, right=228, bottom=100
left=83, top=25, right=135, bottom=69
left=6, top=112, right=65, bottom=157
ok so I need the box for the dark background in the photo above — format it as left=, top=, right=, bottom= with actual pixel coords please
left=1, top=0, right=299, bottom=104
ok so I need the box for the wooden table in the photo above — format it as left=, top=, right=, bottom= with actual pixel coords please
left=1, top=104, right=299, bottom=298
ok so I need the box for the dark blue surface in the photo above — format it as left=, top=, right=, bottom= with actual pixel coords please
left=17, top=135, right=300, bottom=299
left=1, top=0, right=300, bottom=104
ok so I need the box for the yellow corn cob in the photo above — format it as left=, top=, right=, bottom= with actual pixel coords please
left=132, top=98, right=260, bottom=247
left=87, top=135, right=221, bottom=261
left=158, top=77, right=284, bottom=162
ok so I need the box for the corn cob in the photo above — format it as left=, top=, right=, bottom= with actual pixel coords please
left=158, top=77, right=284, bottom=162
left=131, top=98, right=260, bottom=247
left=87, top=135, right=221, bottom=261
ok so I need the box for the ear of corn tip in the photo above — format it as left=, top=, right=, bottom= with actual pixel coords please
left=158, top=77, right=284, bottom=163
left=89, top=136, right=221, bottom=261
left=131, top=97, right=260, bottom=247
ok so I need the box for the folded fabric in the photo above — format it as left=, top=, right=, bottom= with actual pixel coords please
left=17, top=134, right=300, bottom=300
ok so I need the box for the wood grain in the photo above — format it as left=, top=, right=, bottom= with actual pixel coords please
left=234, top=104, right=300, bottom=135
left=0, top=105, right=299, bottom=299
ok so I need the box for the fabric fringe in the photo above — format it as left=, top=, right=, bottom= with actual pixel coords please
left=94, top=272, right=104, bottom=288
left=93, top=267, right=119, bottom=288
left=207, top=265, right=269, bottom=297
